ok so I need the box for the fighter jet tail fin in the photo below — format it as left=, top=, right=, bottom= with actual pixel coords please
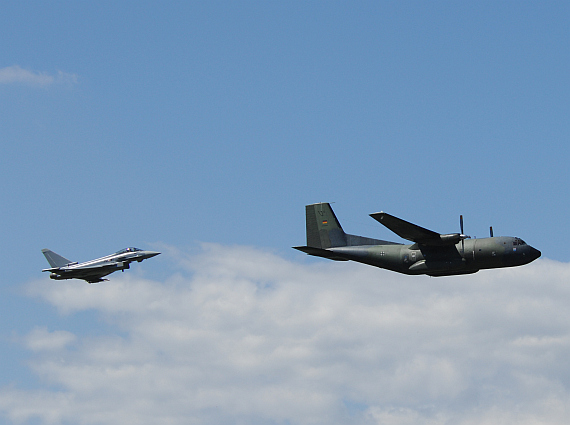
left=41, top=249, right=73, bottom=268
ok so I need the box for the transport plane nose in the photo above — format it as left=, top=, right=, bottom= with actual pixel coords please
left=529, top=247, right=541, bottom=261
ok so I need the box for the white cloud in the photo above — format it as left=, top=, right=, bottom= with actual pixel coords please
left=25, top=327, right=76, bottom=352
left=1, top=245, right=570, bottom=424
left=0, top=65, right=77, bottom=87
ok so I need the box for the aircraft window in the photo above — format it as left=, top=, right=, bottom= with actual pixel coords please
left=513, top=238, right=527, bottom=246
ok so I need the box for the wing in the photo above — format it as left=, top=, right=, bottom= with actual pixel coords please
left=72, top=266, right=117, bottom=283
left=370, top=212, right=461, bottom=246
left=84, top=273, right=113, bottom=283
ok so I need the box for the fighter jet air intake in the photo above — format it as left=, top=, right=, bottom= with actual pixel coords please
left=294, top=203, right=540, bottom=276
left=42, top=247, right=160, bottom=283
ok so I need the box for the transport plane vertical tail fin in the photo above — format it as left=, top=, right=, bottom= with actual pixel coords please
left=305, top=203, right=347, bottom=249
left=293, top=203, right=399, bottom=261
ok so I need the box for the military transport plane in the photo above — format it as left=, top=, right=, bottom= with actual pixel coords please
left=294, top=203, right=540, bottom=276
left=42, top=247, right=160, bottom=283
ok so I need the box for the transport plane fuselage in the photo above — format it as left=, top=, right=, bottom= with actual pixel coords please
left=294, top=203, right=540, bottom=277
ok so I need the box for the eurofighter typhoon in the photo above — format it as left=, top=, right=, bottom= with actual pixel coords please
left=42, top=247, right=160, bottom=283
left=294, top=203, right=540, bottom=277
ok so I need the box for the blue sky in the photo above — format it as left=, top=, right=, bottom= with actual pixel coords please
left=1, top=2, right=569, bottom=424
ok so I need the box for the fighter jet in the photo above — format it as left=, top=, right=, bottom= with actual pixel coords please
left=294, top=203, right=540, bottom=277
left=42, top=247, right=160, bottom=283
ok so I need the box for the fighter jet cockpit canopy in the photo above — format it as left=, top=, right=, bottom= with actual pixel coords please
left=115, top=247, right=143, bottom=254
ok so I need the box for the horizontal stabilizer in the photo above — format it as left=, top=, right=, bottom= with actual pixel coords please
left=293, top=246, right=349, bottom=261
left=41, top=249, right=73, bottom=268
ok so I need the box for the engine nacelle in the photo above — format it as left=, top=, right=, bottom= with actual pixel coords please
left=438, top=233, right=462, bottom=245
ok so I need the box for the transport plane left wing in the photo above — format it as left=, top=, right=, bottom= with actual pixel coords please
left=42, top=247, right=160, bottom=283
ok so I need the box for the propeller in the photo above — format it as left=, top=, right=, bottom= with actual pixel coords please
left=459, top=215, right=471, bottom=254
left=490, top=226, right=493, bottom=237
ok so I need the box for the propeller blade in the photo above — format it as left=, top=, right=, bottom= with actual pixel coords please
left=460, top=215, right=464, bottom=254
left=490, top=226, right=493, bottom=237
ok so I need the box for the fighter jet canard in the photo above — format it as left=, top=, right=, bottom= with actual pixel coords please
left=41, top=247, right=160, bottom=284
left=293, top=203, right=541, bottom=277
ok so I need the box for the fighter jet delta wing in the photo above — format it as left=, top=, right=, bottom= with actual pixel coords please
left=369, top=212, right=466, bottom=247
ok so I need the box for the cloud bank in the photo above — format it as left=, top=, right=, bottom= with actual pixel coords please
left=1, top=244, right=569, bottom=424
left=0, top=65, right=77, bottom=87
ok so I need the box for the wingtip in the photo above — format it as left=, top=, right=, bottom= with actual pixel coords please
left=369, top=211, right=386, bottom=219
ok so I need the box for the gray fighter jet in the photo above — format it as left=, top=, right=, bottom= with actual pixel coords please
left=42, top=247, right=160, bottom=283
left=294, top=203, right=540, bottom=276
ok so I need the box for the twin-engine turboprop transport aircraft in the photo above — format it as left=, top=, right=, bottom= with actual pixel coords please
left=294, top=203, right=540, bottom=276
left=42, top=247, right=160, bottom=283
